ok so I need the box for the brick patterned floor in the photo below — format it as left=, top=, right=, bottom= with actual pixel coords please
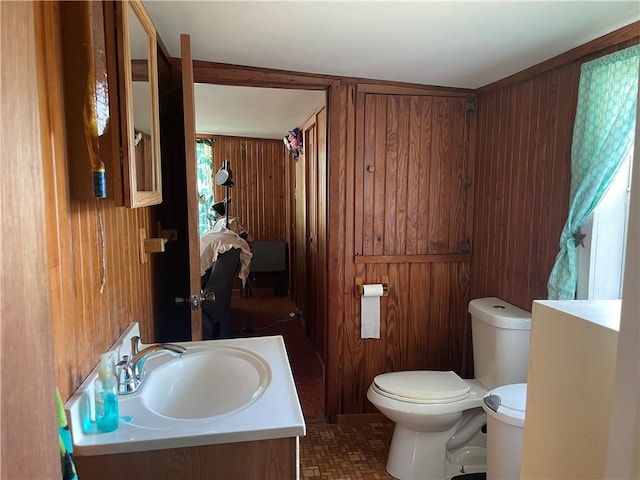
left=300, top=422, right=395, bottom=479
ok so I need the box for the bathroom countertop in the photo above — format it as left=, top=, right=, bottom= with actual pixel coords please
left=532, top=299, right=621, bottom=331
left=65, top=325, right=306, bottom=456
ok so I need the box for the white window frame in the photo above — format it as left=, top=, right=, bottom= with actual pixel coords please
left=577, top=149, right=634, bottom=300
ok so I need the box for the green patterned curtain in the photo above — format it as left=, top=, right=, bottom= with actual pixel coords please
left=196, top=139, right=215, bottom=235
left=548, top=45, right=639, bottom=299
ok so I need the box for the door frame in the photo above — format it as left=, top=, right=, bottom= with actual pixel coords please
left=180, top=34, right=203, bottom=341
left=187, top=63, right=336, bottom=418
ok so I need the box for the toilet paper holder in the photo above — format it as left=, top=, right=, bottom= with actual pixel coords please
left=355, top=276, right=389, bottom=296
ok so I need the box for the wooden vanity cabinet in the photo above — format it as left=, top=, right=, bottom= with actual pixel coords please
left=74, top=436, right=299, bottom=480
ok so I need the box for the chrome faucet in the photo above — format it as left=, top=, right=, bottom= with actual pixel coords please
left=116, top=336, right=186, bottom=394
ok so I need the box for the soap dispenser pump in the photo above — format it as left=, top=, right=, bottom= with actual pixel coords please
left=94, top=353, right=119, bottom=432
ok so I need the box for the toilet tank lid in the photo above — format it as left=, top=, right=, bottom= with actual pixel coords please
left=374, top=371, right=470, bottom=403
left=468, top=297, right=531, bottom=329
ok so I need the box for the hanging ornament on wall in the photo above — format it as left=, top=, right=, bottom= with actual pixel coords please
left=283, top=127, right=303, bottom=161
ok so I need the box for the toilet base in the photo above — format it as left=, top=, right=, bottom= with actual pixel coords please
left=386, top=423, right=456, bottom=480
left=445, top=447, right=486, bottom=480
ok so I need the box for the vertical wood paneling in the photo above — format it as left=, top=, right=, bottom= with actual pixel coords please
left=316, top=107, right=328, bottom=362
left=344, top=262, right=471, bottom=414
left=405, top=98, right=421, bottom=254
left=451, top=99, right=469, bottom=248
left=211, top=135, right=290, bottom=242
left=39, top=11, right=635, bottom=423
left=51, top=2, right=157, bottom=401
left=3, top=3, right=60, bottom=476
left=331, top=82, right=355, bottom=420
left=472, top=65, right=577, bottom=311
left=470, top=36, right=637, bottom=314
left=303, top=115, right=319, bottom=341
left=362, top=94, right=471, bottom=258
left=347, top=90, right=474, bottom=415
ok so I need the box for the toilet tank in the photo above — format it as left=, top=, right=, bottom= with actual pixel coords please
left=469, top=297, right=531, bottom=390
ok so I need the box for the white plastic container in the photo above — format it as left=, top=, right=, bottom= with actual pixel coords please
left=482, top=383, right=527, bottom=480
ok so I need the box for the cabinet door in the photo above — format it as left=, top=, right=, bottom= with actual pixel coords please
left=358, top=94, right=472, bottom=256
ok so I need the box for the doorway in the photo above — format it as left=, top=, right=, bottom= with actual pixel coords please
left=193, top=83, right=327, bottom=418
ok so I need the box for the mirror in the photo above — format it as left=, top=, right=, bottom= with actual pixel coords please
left=120, top=0, right=161, bottom=207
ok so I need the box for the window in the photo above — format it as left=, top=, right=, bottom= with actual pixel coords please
left=577, top=149, right=633, bottom=299
left=546, top=45, right=638, bottom=300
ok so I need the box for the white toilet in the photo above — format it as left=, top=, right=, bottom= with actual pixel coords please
left=366, top=297, right=531, bottom=480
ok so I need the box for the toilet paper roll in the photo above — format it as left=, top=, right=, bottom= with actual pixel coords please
left=361, top=284, right=384, bottom=339
left=362, top=284, right=385, bottom=297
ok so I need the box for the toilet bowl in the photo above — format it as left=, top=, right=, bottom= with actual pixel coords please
left=367, top=372, right=487, bottom=480
left=367, top=297, right=531, bottom=480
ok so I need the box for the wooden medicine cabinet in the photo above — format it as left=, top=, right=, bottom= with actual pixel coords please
left=107, top=0, right=162, bottom=207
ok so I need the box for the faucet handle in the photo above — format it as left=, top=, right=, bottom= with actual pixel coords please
left=130, top=336, right=141, bottom=356
left=116, top=355, right=137, bottom=394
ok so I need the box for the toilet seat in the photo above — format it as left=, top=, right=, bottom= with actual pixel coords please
left=373, top=371, right=470, bottom=404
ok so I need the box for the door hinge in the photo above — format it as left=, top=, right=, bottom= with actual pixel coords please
left=463, top=176, right=473, bottom=188
left=460, top=239, right=471, bottom=253
left=466, top=99, right=476, bottom=111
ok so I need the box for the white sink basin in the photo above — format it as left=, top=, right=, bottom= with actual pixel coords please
left=64, top=327, right=305, bottom=456
left=141, top=347, right=271, bottom=419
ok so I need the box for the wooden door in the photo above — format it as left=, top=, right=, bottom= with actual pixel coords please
left=315, top=107, right=328, bottom=362
left=343, top=91, right=473, bottom=414
left=180, top=34, right=202, bottom=341
left=293, top=138, right=307, bottom=316
left=153, top=35, right=197, bottom=342
left=303, top=116, right=318, bottom=340
left=359, top=94, right=472, bottom=257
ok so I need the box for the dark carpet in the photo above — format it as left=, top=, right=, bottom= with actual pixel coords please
left=230, top=293, right=325, bottom=420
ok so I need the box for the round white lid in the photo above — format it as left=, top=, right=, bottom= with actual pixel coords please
left=374, top=371, right=470, bottom=403
left=483, top=383, right=527, bottom=427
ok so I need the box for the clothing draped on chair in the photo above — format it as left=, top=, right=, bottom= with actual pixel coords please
left=547, top=45, right=639, bottom=300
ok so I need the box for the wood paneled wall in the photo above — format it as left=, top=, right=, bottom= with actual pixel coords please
left=50, top=2, right=156, bottom=401
left=2, top=3, right=60, bottom=477
left=340, top=90, right=475, bottom=415
left=357, top=94, right=473, bottom=256
left=471, top=71, right=576, bottom=311
left=345, top=262, right=471, bottom=413
left=470, top=31, right=640, bottom=312
left=211, top=135, right=290, bottom=242
left=40, top=3, right=638, bottom=427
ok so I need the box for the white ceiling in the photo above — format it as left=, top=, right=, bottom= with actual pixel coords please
left=193, top=84, right=325, bottom=139
left=143, top=1, right=639, bottom=139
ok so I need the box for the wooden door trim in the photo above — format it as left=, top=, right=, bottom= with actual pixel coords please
left=303, top=115, right=318, bottom=342
left=180, top=34, right=202, bottom=341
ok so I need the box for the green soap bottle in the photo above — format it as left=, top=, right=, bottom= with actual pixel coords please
left=94, top=353, right=119, bottom=432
